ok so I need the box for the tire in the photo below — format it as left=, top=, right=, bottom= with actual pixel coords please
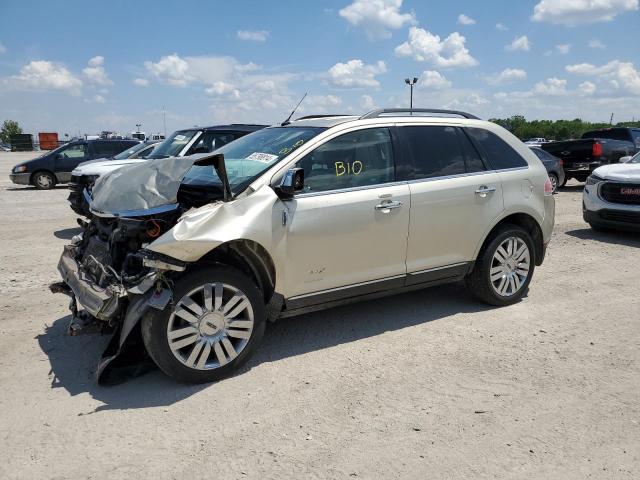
left=32, top=171, right=56, bottom=190
left=141, top=265, right=266, bottom=384
left=466, top=224, right=535, bottom=306
left=548, top=173, right=559, bottom=194
left=559, top=175, right=568, bottom=188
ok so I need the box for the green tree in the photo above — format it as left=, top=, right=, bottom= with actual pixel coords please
left=0, top=119, right=23, bottom=144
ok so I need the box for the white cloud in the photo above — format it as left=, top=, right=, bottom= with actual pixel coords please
left=237, top=30, right=269, bottom=42
left=133, top=78, right=149, bottom=87
left=566, top=60, right=640, bottom=94
left=0, top=42, right=6, bottom=54
left=533, top=77, right=567, bottom=95
left=532, top=0, right=638, bottom=26
left=339, top=0, right=416, bottom=40
left=556, top=44, right=571, bottom=54
left=395, top=27, right=478, bottom=68
left=93, top=94, right=106, bottom=103
left=457, top=14, right=476, bottom=25
left=7, top=60, right=82, bottom=94
left=204, top=81, right=240, bottom=99
left=589, top=39, right=606, bottom=49
left=495, top=22, right=509, bottom=31
left=579, top=81, right=597, bottom=95
left=506, top=35, right=531, bottom=52
left=82, top=56, right=113, bottom=86
left=144, top=53, right=194, bottom=86
left=420, top=70, right=451, bottom=89
left=299, top=94, right=343, bottom=114
left=360, top=94, right=376, bottom=110
left=485, top=68, right=527, bottom=85
left=327, top=59, right=386, bottom=88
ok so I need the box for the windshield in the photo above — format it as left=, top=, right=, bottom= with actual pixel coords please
left=182, top=126, right=326, bottom=193
left=113, top=142, right=150, bottom=160
left=147, top=129, right=199, bottom=159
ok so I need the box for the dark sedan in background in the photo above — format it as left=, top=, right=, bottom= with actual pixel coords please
left=530, top=146, right=565, bottom=193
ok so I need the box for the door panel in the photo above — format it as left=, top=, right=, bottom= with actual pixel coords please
left=54, top=143, right=88, bottom=172
left=283, top=184, right=411, bottom=299
left=406, top=172, right=503, bottom=272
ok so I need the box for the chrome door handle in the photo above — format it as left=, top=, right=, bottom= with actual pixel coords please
left=475, top=186, right=496, bottom=197
left=375, top=200, right=403, bottom=211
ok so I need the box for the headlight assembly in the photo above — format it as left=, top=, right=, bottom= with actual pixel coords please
left=586, top=175, right=603, bottom=185
left=13, top=165, right=27, bottom=173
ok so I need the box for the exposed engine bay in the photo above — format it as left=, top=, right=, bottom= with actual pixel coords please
left=50, top=153, right=230, bottom=382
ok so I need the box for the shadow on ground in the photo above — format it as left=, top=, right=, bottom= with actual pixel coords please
left=5, top=186, right=68, bottom=191
left=54, top=227, right=82, bottom=240
left=565, top=228, right=640, bottom=247
left=37, top=283, right=492, bottom=412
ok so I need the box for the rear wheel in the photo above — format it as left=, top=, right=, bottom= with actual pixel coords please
left=32, top=171, right=56, bottom=190
left=466, top=225, right=535, bottom=306
left=548, top=173, right=559, bottom=194
left=141, top=266, right=266, bottom=384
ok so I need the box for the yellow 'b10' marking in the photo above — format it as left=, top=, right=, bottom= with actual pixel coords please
left=335, top=160, right=363, bottom=176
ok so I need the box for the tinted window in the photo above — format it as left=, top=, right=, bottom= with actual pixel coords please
left=94, top=141, right=130, bottom=156
left=296, top=128, right=394, bottom=193
left=467, top=128, right=527, bottom=170
left=186, top=132, right=236, bottom=155
left=403, top=126, right=485, bottom=179
left=630, top=130, right=640, bottom=148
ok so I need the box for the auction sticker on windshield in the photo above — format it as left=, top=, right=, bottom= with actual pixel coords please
left=246, top=152, right=279, bottom=163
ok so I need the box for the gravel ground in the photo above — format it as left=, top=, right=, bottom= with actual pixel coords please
left=0, top=151, right=638, bottom=479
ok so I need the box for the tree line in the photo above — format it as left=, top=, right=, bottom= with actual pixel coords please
left=489, top=115, right=640, bottom=141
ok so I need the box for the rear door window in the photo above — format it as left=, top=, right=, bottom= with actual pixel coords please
left=466, top=128, right=527, bottom=170
left=296, top=127, right=395, bottom=193
left=401, top=125, right=486, bottom=180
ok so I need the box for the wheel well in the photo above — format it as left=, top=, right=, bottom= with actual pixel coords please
left=481, top=213, right=545, bottom=266
left=196, top=239, right=276, bottom=302
left=30, top=169, right=56, bottom=185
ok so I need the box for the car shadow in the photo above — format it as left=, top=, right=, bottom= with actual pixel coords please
left=5, top=186, right=68, bottom=191
left=565, top=227, right=640, bottom=247
left=38, top=283, right=493, bottom=412
left=558, top=184, right=583, bottom=193
left=53, top=227, right=82, bottom=240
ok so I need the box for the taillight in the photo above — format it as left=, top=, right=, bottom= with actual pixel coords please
left=592, top=142, right=602, bottom=157
left=544, top=177, right=553, bottom=196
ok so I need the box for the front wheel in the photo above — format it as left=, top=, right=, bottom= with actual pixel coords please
left=466, top=225, right=535, bottom=306
left=32, top=171, right=56, bottom=190
left=141, top=266, right=266, bottom=384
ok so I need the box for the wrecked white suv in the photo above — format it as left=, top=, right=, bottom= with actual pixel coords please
left=52, top=109, right=555, bottom=384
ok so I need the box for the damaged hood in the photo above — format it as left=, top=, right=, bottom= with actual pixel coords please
left=90, top=152, right=230, bottom=216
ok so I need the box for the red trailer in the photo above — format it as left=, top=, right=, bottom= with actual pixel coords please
left=38, top=132, right=59, bottom=150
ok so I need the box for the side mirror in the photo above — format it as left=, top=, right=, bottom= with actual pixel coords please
left=619, top=156, right=632, bottom=163
left=276, top=168, right=304, bottom=198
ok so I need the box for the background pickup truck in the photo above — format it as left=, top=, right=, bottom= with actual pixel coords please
left=541, top=127, right=640, bottom=185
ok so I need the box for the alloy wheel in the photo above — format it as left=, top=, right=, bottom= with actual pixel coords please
left=489, top=236, right=531, bottom=297
left=167, top=282, right=255, bottom=370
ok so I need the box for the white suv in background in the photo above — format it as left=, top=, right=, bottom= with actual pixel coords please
left=583, top=152, right=640, bottom=231
left=55, top=109, right=555, bottom=384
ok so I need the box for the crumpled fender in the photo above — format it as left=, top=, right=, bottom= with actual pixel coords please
left=146, top=184, right=283, bottom=262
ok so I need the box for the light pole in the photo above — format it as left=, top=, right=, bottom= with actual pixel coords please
left=135, top=123, right=142, bottom=133
left=405, top=77, right=418, bottom=110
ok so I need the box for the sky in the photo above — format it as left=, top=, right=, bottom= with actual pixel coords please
left=1, top=0, right=639, bottom=137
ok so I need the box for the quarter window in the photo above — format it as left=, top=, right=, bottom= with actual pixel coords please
left=467, top=128, right=527, bottom=170
left=296, top=128, right=395, bottom=193
left=402, top=126, right=485, bottom=179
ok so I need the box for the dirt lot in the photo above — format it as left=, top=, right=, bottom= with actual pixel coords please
left=0, top=151, right=638, bottom=479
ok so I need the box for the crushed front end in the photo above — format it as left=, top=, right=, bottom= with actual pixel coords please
left=51, top=209, right=182, bottom=383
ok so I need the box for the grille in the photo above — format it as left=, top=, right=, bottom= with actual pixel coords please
left=600, top=182, right=640, bottom=205
left=599, top=209, right=640, bottom=224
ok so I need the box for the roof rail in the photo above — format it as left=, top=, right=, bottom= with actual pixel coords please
left=360, top=108, right=480, bottom=120
left=295, top=114, right=353, bottom=121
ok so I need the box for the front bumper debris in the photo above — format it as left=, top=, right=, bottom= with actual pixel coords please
left=56, top=245, right=123, bottom=320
